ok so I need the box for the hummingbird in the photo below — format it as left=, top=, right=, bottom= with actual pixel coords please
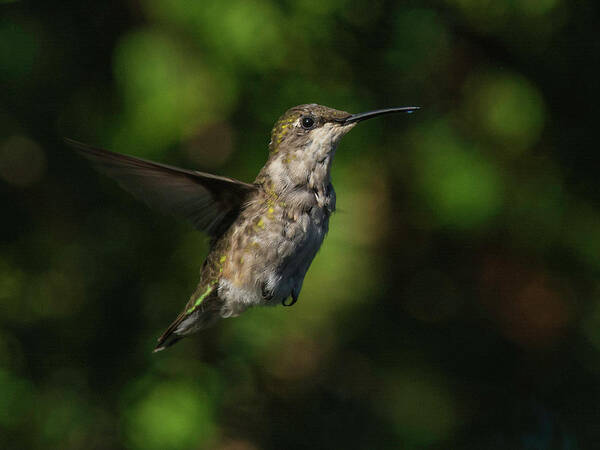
left=66, top=103, right=418, bottom=352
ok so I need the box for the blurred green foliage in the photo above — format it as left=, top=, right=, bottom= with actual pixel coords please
left=1, top=0, right=599, bottom=448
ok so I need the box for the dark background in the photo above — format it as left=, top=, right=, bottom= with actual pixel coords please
left=1, top=0, right=599, bottom=448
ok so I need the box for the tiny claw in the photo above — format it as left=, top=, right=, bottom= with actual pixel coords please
left=282, top=293, right=298, bottom=307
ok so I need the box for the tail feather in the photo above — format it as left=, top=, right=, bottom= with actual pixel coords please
left=153, top=312, right=187, bottom=352
left=153, top=334, right=182, bottom=353
left=153, top=295, right=223, bottom=352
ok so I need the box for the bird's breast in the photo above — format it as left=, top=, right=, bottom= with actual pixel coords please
left=217, top=184, right=335, bottom=314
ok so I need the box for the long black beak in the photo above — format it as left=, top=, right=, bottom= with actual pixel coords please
left=343, top=106, right=420, bottom=124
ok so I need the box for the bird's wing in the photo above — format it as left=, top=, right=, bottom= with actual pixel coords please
left=66, top=138, right=257, bottom=238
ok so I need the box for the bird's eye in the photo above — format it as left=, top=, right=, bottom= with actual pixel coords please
left=301, top=116, right=315, bottom=129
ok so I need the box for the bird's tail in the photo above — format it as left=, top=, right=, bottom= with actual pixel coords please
left=153, top=295, right=222, bottom=352
left=153, top=334, right=182, bottom=352
left=153, top=312, right=186, bottom=352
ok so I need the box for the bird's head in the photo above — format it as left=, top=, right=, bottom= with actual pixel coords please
left=269, top=103, right=419, bottom=155
left=261, top=103, right=419, bottom=188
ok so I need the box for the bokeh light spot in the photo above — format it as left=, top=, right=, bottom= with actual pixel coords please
left=414, top=121, right=504, bottom=230
left=464, top=71, right=545, bottom=152
left=142, top=0, right=285, bottom=69
left=480, top=257, right=572, bottom=349
left=383, top=369, right=461, bottom=445
left=113, top=29, right=237, bottom=157
left=125, top=382, right=216, bottom=450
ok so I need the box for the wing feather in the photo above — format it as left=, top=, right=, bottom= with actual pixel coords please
left=66, top=138, right=256, bottom=237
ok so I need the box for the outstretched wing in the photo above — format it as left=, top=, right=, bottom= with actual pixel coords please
left=66, top=138, right=256, bottom=238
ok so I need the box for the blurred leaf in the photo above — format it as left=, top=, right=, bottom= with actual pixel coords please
left=463, top=70, right=546, bottom=153
left=124, top=381, right=217, bottom=450
left=414, top=121, right=504, bottom=230
left=112, top=29, right=237, bottom=157
left=142, top=0, right=285, bottom=69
